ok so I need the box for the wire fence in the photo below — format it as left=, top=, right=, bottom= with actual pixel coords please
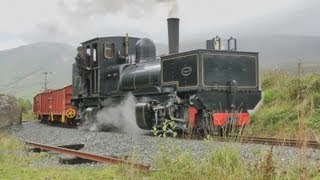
left=268, top=61, right=320, bottom=76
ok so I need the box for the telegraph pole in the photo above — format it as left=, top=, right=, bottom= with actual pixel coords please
left=41, top=72, right=53, bottom=90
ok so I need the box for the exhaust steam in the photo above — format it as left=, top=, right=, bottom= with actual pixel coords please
left=81, top=93, right=144, bottom=134
left=158, top=0, right=179, bottom=18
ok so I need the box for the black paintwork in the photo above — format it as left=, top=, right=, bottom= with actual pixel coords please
left=72, top=35, right=261, bottom=130
left=160, top=49, right=259, bottom=90
left=167, top=18, right=180, bottom=54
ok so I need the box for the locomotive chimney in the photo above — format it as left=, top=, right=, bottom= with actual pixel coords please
left=167, top=18, right=179, bottom=54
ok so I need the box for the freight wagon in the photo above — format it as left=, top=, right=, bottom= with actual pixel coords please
left=33, top=85, right=76, bottom=125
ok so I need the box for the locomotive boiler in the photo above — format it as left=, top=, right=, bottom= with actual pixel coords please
left=71, top=18, right=261, bottom=134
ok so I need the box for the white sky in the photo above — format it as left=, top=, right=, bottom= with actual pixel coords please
left=0, top=0, right=318, bottom=50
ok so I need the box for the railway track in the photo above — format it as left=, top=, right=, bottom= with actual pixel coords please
left=25, top=141, right=150, bottom=171
left=24, top=121, right=320, bottom=151
left=222, top=136, right=320, bottom=149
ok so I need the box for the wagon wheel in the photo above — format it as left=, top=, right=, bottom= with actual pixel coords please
left=65, top=108, right=76, bottom=119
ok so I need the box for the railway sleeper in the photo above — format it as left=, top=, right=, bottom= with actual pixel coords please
left=59, top=155, right=96, bottom=165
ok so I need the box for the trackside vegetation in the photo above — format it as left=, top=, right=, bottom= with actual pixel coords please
left=1, top=134, right=320, bottom=179
left=3, top=70, right=320, bottom=179
left=17, top=98, right=37, bottom=121
left=0, top=134, right=115, bottom=179
left=247, top=70, right=320, bottom=136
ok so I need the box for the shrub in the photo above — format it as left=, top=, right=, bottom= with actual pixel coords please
left=286, top=78, right=307, bottom=101
left=307, top=110, right=320, bottom=128
left=17, top=98, right=32, bottom=114
left=263, top=89, right=279, bottom=104
left=17, top=98, right=35, bottom=121
left=312, top=93, right=320, bottom=109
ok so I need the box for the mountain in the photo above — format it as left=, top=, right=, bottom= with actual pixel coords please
left=0, top=35, right=319, bottom=99
left=0, top=42, right=75, bottom=99
left=239, top=35, right=320, bottom=66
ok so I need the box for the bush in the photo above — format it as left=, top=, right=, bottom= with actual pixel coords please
left=312, top=93, right=320, bottom=109
left=306, top=74, right=320, bottom=93
left=307, top=110, right=320, bottom=128
left=17, top=98, right=32, bottom=114
left=263, top=89, right=279, bottom=104
left=17, top=98, right=35, bottom=121
left=286, top=78, right=308, bottom=101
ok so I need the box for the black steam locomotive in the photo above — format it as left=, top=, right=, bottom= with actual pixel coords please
left=71, top=18, right=261, bottom=134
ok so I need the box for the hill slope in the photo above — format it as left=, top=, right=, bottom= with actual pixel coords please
left=0, top=42, right=75, bottom=99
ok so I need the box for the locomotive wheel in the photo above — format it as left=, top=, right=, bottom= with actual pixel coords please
left=66, top=108, right=76, bottom=119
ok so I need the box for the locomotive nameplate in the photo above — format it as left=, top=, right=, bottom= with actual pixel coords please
left=181, top=66, right=192, bottom=77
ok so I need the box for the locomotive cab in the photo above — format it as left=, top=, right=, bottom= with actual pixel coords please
left=72, top=36, right=140, bottom=98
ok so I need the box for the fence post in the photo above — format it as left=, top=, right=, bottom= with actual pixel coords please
left=298, top=59, right=302, bottom=77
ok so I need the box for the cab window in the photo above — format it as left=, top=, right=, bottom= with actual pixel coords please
left=104, top=42, right=115, bottom=59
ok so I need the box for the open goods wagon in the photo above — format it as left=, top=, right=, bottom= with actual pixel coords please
left=33, top=85, right=76, bottom=125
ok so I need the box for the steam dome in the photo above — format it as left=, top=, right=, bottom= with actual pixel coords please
left=135, top=38, right=156, bottom=62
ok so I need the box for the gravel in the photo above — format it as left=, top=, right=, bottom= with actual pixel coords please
left=7, top=121, right=320, bottom=170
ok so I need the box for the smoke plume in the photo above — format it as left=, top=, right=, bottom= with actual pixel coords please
left=158, top=0, right=179, bottom=18
left=84, top=93, right=143, bottom=134
left=59, top=0, right=179, bottom=19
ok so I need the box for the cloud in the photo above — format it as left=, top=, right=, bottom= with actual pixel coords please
left=23, top=23, right=66, bottom=42
left=59, top=0, right=178, bottom=19
left=0, top=0, right=319, bottom=50
left=60, top=0, right=154, bottom=20
left=20, top=0, right=178, bottom=44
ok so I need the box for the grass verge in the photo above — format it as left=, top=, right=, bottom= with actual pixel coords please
left=0, top=134, right=116, bottom=179
left=247, top=70, right=320, bottom=137
left=1, top=133, right=320, bottom=179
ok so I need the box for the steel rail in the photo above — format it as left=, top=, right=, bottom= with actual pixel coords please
left=25, top=141, right=150, bottom=171
left=230, top=136, right=320, bottom=149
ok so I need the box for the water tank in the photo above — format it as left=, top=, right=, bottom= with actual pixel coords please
left=135, top=38, right=156, bottom=63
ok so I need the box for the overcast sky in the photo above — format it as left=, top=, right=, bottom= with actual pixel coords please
left=0, top=0, right=318, bottom=50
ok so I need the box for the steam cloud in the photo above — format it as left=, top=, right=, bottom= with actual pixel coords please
left=84, top=93, right=143, bottom=134
left=30, top=0, right=179, bottom=43
left=158, top=0, right=179, bottom=18
left=59, top=0, right=179, bottom=19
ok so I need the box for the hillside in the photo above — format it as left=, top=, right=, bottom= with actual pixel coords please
left=0, top=35, right=319, bottom=99
left=0, top=42, right=75, bottom=99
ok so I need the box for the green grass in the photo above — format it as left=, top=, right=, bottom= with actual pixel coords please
left=150, top=142, right=320, bottom=179
left=22, top=111, right=37, bottom=121
left=0, top=134, right=117, bottom=179
left=152, top=145, right=248, bottom=179
left=247, top=70, right=320, bottom=137
left=1, top=134, right=320, bottom=179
